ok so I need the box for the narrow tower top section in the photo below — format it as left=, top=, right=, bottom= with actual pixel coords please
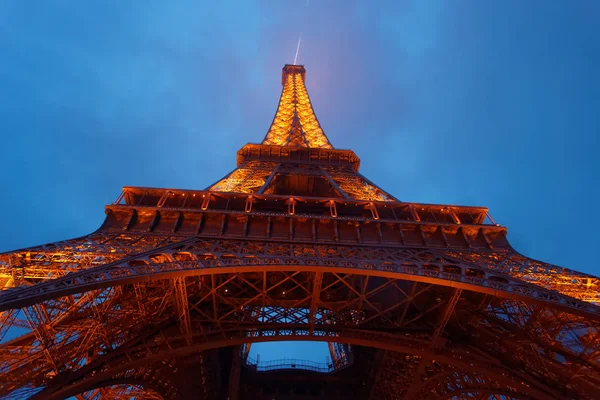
left=262, top=64, right=333, bottom=149
left=281, top=64, right=306, bottom=85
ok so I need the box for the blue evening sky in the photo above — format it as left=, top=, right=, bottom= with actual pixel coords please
left=1, top=1, right=599, bottom=362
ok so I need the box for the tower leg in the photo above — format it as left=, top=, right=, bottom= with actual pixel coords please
left=228, top=346, right=242, bottom=400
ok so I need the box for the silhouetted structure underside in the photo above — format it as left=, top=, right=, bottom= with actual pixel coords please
left=1, top=64, right=599, bottom=399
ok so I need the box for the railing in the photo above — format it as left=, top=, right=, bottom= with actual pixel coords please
left=244, top=356, right=352, bottom=374
left=114, top=186, right=498, bottom=227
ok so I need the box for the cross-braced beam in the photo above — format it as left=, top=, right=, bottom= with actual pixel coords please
left=404, top=288, right=463, bottom=399
left=172, top=277, right=192, bottom=345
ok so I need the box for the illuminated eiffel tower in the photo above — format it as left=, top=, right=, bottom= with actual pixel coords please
left=1, top=64, right=599, bottom=399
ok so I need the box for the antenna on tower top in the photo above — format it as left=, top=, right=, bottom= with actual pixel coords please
left=293, top=35, right=302, bottom=65
left=292, top=0, right=310, bottom=65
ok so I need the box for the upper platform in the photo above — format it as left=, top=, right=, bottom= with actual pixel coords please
left=236, top=64, right=361, bottom=173
left=236, top=143, right=360, bottom=171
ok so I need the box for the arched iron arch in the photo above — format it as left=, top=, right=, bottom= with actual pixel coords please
left=1, top=263, right=597, bottom=319
left=408, top=368, right=537, bottom=400
left=34, top=328, right=557, bottom=400
left=2, top=256, right=598, bottom=398
left=72, top=379, right=167, bottom=400
left=435, top=388, right=533, bottom=400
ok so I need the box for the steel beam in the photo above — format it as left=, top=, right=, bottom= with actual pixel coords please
left=172, top=277, right=192, bottom=345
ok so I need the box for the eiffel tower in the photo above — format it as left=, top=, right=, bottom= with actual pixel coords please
left=1, top=64, right=599, bottom=399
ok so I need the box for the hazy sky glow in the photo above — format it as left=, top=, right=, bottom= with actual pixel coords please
left=1, top=1, right=599, bottom=362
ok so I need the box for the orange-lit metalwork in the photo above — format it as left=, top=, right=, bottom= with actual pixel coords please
left=262, top=65, right=332, bottom=148
left=0, top=64, right=599, bottom=400
left=325, top=166, right=395, bottom=201
left=209, top=161, right=277, bottom=193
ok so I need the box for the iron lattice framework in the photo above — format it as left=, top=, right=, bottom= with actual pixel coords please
left=1, top=64, right=599, bottom=400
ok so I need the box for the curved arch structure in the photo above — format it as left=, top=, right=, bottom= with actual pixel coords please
left=69, top=381, right=166, bottom=400
left=1, top=64, right=599, bottom=399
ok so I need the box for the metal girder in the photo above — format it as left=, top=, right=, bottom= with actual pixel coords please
left=209, top=162, right=278, bottom=193
left=319, top=166, right=352, bottom=200
left=431, top=288, right=463, bottom=350
left=31, top=324, right=553, bottom=400
left=1, top=239, right=597, bottom=318
left=21, top=304, right=60, bottom=373
left=325, top=166, right=395, bottom=202
left=228, top=346, right=242, bottom=400
left=1, top=267, right=591, bottom=398
left=404, top=288, right=463, bottom=399
left=1, top=235, right=598, bottom=398
left=309, top=271, right=323, bottom=333
left=4, top=215, right=596, bottom=303
left=368, top=350, right=390, bottom=400
left=172, top=277, right=192, bottom=345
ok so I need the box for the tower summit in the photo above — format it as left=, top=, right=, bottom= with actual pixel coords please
left=0, top=65, right=599, bottom=399
left=211, top=64, right=394, bottom=201
left=262, top=64, right=332, bottom=148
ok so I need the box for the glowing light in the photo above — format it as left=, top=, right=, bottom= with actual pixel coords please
left=262, top=69, right=332, bottom=149
left=210, top=162, right=277, bottom=193
left=326, top=167, right=393, bottom=202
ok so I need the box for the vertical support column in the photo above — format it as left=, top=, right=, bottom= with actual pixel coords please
left=431, top=289, right=463, bottom=350
left=309, top=272, right=323, bottom=334
left=328, top=342, right=337, bottom=366
left=242, top=343, right=252, bottom=362
left=22, top=304, right=60, bottom=373
left=172, top=277, right=192, bottom=345
left=367, top=350, right=389, bottom=400
left=228, top=346, right=242, bottom=400
left=0, top=276, right=17, bottom=342
left=404, top=288, right=463, bottom=399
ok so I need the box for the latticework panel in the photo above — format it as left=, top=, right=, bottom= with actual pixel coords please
left=417, top=369, right=523, bottom=399
left=369, top=351, right=421, bottom=400
left=78, top=384, right=164, bottom=400
left=262, top=68, right=332, bottom=149
left=263, top=72, right=295, bottom=147
left=325, top=166, right=394, bottom=201
left=457, top=297, right=600, bottom=397
left=209, top=161, right=277, bottom=193
left=0, top=233, right=183, bottom=283
left=2, top=238, right=598, bottom=316
left=293, top=72, right=331, bottom=148
left=0, top=235, right=599, bottom=398
left=0, top=250, right=598, bottom=398
left=446, top=250, right=600, bottom=303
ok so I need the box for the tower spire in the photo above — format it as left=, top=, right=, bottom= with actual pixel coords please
left=293, top=36, right=302, bottom=65
left=262, top=65, right=333, bottom=149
